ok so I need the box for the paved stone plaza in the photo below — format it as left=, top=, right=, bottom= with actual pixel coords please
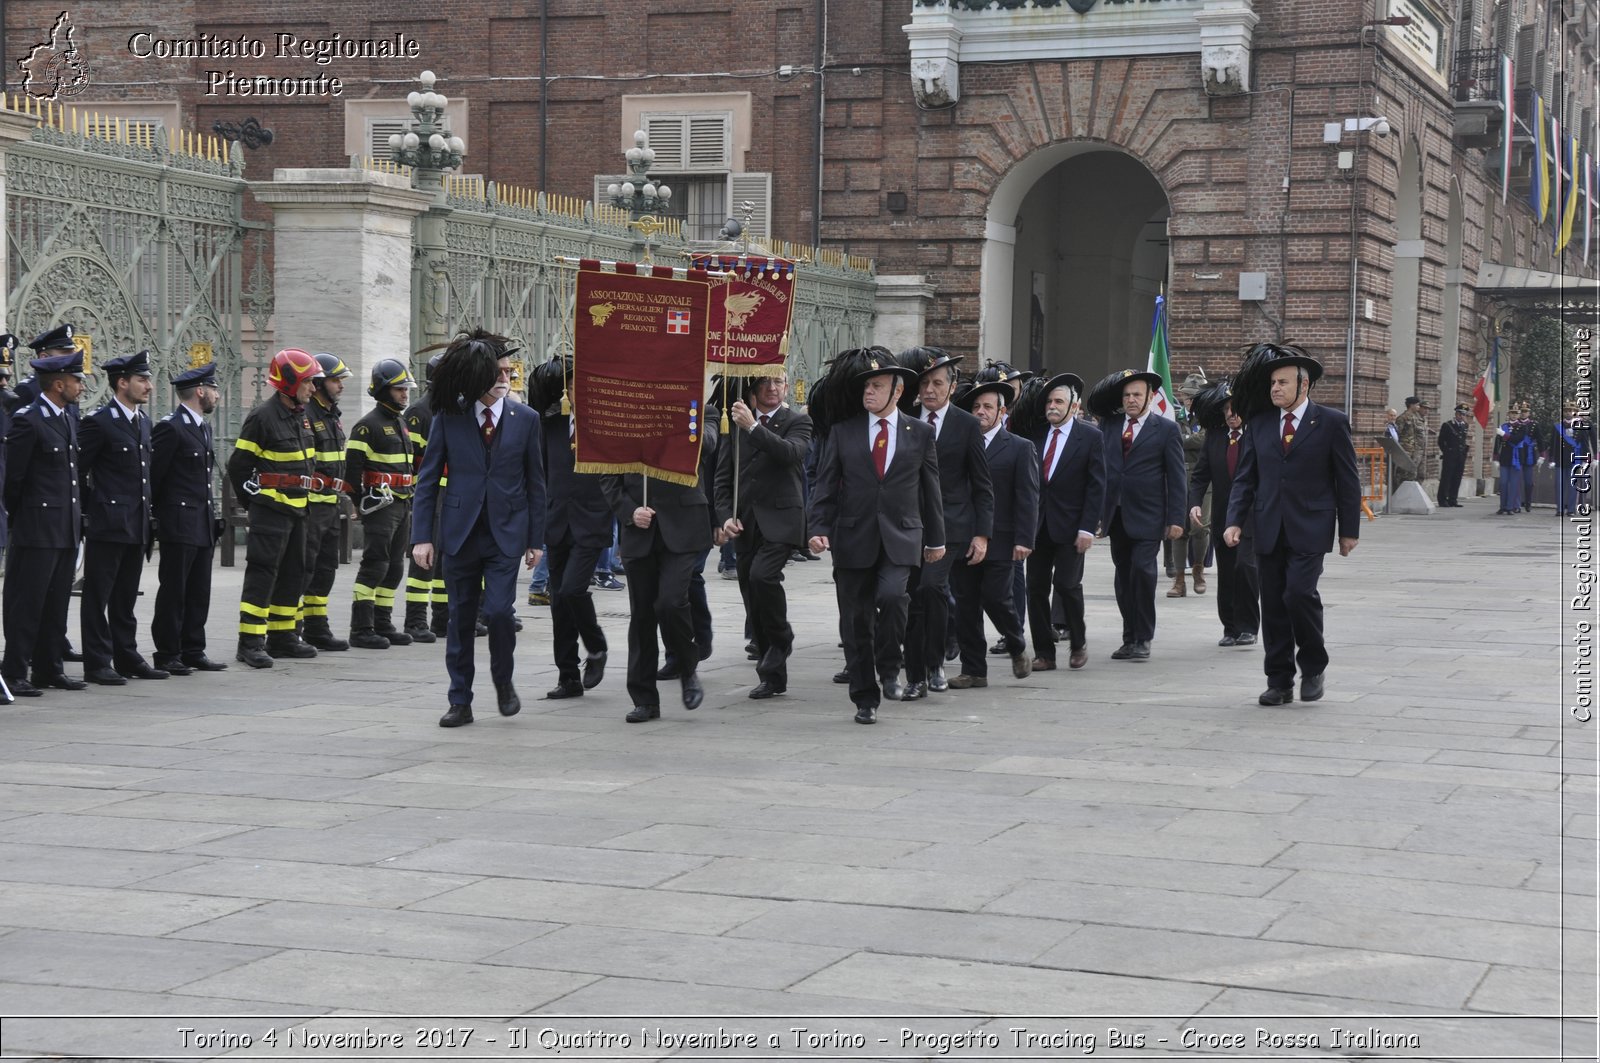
left=0, top=496, right=1593, bottom=1061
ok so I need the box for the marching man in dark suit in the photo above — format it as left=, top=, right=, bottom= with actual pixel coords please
left=1225, top=345, right=1361, bottom=706
left=151, top=363, right=227, bottom=674
left=2, top=327, right=89, bottom=697
left=412, top=332, right=546, bottom=728
left=809, top=355, right=944, bottom=724
left=902, top=349, right=993, bottom=700
left=1436, top=403, right=1470, bottom=508
left=948, top=378, right=1036, bottom=686
left=1097, top=369, right=1186, bottom=662
left=78, top=349, right=166, bottom=685
left=1027, top=373, right=1105, bottom=672
left=537, top=361, right=611, bottom=701
left=601, top=415, right=718, bottom=722
left=715, top=370, right=813, bottom=699
left=1189, top=389, right=1259, bottom=649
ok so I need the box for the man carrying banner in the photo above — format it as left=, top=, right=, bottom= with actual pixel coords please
left=411, top=332, right=545, bottom=728
left=809, top=354, right=944, bottom=725
left=715, top=370, right=813, bottom=699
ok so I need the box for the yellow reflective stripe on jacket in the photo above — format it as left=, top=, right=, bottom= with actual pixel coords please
left=258, top=489, right=308, bottom=509
left=314, top=449, right=344, bottom=463
left=234, top=437, right=315, bottom=463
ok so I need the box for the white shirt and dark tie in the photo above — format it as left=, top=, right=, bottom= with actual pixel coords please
left=1040, top=419, right=1095, bottom=540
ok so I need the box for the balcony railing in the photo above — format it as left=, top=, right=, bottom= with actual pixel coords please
left=1450, top=46, right=1504, bottom=103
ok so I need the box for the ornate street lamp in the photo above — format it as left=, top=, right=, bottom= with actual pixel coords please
left=387, top=69, right=466, bottom=192
left=606, top=129, right=672, bottom=219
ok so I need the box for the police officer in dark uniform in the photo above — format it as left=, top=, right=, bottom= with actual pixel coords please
left=345, top=359, right=418, bottom=649
left=78, top=349, right=166, bottom=685
left=151, top=362, right=228, bottom=674
left=0, top=334, right=20, bottom=415
left=401, top=353, right=448, bottom=642
left=300, top=353, right=353, bottom=652
left=2, top=326, right=89, bottom=696
left=228, top=348, right=323, bottom=668
left=1436, top=403, right=1470, bottom=508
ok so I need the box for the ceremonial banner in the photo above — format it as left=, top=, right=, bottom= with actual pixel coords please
left=688, top=254, right=797, bottom=377
left=572, top=262, right=712, bottom=486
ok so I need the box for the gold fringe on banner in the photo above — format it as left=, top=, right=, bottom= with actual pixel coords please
left=778, top=331, right=790, bottom=356
left=560, top=391, right=571, bottom=415
left=711, top=361, right=790, bottom=379
left=572, top=461, right=700, bottom=488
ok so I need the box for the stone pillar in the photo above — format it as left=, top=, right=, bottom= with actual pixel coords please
left=979, top=221, right=1017, bottom=362
left=0, top=110, right=40, bottom=332
left=873, top=275, right=936, bottom=353
left=250, top=169, right=432, bottom=419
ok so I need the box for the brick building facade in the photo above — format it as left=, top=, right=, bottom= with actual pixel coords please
left=5, top=0, right=1596, bottom=456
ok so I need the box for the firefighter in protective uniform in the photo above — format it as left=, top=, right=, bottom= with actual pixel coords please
left=301, top=352, right=353, bottom=651
left=402, top=353, right=448, bottom=641
left=346, top=359, right=418, bottom=649
left=228, top=348, right=322, bottom=668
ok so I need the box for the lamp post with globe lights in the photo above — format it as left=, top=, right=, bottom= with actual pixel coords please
left=607, top=129, right=673, bottom=219
left=387, top=70, right=467, bottom=357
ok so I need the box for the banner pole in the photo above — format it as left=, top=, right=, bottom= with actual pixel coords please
left=642, top=471, right=649, bottom=511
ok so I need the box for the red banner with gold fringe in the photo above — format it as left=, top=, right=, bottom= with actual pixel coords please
left=571, top=261, right=712, bottom=486
left=689, top=254, right=796, bottom=377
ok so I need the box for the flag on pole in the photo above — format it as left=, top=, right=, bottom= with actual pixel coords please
left=1146, top=292, right=1175, bottom=420
left=1472, top=334, right=1502, bottom=428
left=1529, top=94, right=1549, bottom=223
left=1550, top=113, right=1562, bottom=245
left=1500, top=53, right=1514, bottom=204
left=1557, top=131, right=1580, bottom=254
left=1587, top=152, right=1596, bottom=264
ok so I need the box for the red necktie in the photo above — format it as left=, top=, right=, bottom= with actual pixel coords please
left=1226, top=429, right=1240, bottom=478
left=873, top=418, right=889, bottom=479
left=481, top=406, right=495, bottom=446
left=759, top=414, right=770, bottom=427
left=928, top=410, right=938, bottom=432
left=1281, top=412, right=1295, bottom=454
left=1122, top=420, right=1135, bottom=457
left=1041, top=427, right=1061, bottom=481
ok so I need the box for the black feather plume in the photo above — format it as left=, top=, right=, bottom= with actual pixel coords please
left=423, top=328, right=508, bottom=417
left=527, top=355, right=569, bottom=416
left=1190, top=378, right=1233, bottom=432
left=807, top=346, right=891, bottom=436
left=1006, top=376, right=1051, bottom=440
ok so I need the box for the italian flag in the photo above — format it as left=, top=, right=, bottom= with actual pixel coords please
left=1472, top=335, right=1501, bottom=428
left=1147, top=292, right=1175, bottom=420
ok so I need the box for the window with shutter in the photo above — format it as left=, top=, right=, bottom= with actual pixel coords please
left=687, top=115, right=731, bottom=169
left=642, top=111, right=730, bottom=174
left=727, top=173, right=772, bottom=242
left=1493, top=0, right=1517, bottom=53
left=1515, top=24, right=1535, bottom=82
left=643, top=114, right=686, bottom=170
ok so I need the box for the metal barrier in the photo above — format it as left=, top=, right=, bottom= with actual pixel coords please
left=1354, top=446, right=1386, bottom=520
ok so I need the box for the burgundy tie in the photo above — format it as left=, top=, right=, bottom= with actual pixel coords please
left=1041, top=428, right=1061, bottom=481
left=873, top=418, right=889, bottom=479
left=481, top=407, right=495, bottom=447
left=1281, top=412, right=1295, bottom=454
left=759, top=414, right=770, bottom=427
left=1122, top=420, right=1135, bottom=457
left=1227, top=429, right=1240, bottom=478
left=928, top=411, right=938, bottom=432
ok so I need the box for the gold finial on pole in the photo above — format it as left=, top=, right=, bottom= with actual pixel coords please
left=629, top=215, right=666, bottom=265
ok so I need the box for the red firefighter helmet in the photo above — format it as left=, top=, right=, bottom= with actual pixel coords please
left=267, top=348, right=322, bottom=397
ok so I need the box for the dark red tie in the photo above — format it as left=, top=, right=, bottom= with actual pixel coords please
left=1042, top=428, right=1061, bottom=481
left=481, top=406, right=495, bottom=447
left=759, top=414, right=770, bottom=427
left=928, top=411, right=938, bottom=432
left=1227, top=429, right=1240, bottom=478
left=873, top=418, right=889, bottom=479
left=1122, top=420, right=1135, bottom=457
left=1281, top=412, right=1295, bottom=454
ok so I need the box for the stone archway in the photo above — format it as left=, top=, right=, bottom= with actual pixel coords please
left=980, top=143, right=1171, bottom=382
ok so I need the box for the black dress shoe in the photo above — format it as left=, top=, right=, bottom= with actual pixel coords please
left=1110, top=642, right=1135, bottom=660
left=990, top=638, right=1008, bottom=656
left=901, top=680, right=927, bottom=701
left=944, top=636, right=960, bottom=662
left=1218, top=635, right=1238, bottom=647
left=1234, top=632, right=1257, bottom=646
left=854, top=703, right=877, bottom=724
left=582, top=651, right=607, bottom=690
left=749, top=681, right=785, bottom=700
left=34, top=673, right=87, bottom=691
left=83, top=666, right=128, bottom=686
left=6, top=676, right=42, bottom=697
left=928, top=668, right=949, bottom=693
left=1128, top=641, right=1151, bottom=661
left=438, top=704, right=474, bottom=727
left=657, top=658, right=682, bottom=681
left=182, top=654, right=229, bottom=671
left=154, top=656, right=194, bottom=676
left=496, top=682, right=521, bottom=716
left=625, top=704, right=660, bottom=723
left=545, top=680, right=584, bottom=700
left=1258, top=686, right=1295, bottom=706
left=832, top=669, right=850, bottom=684
left=1300, top=673, right=1325, bottom=702
left=880, top=675, right=906, bottom=701
left=744, top=640, right=759, bottom=658
left=63, top=644, right=83, bottom=663
left=681, top=673, right=703, bottom=710
left=121, top=661, right=169, bottom=680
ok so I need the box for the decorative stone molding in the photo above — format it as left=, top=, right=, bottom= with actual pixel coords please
left=874, top=274, right=938, bottom=352
left=1196, top=1, right=1260, bottom=95
left=904, top=0, right=1258, bottom=101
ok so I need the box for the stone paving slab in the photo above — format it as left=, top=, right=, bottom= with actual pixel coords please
left=0, top=497, right=1590, bottom=1062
